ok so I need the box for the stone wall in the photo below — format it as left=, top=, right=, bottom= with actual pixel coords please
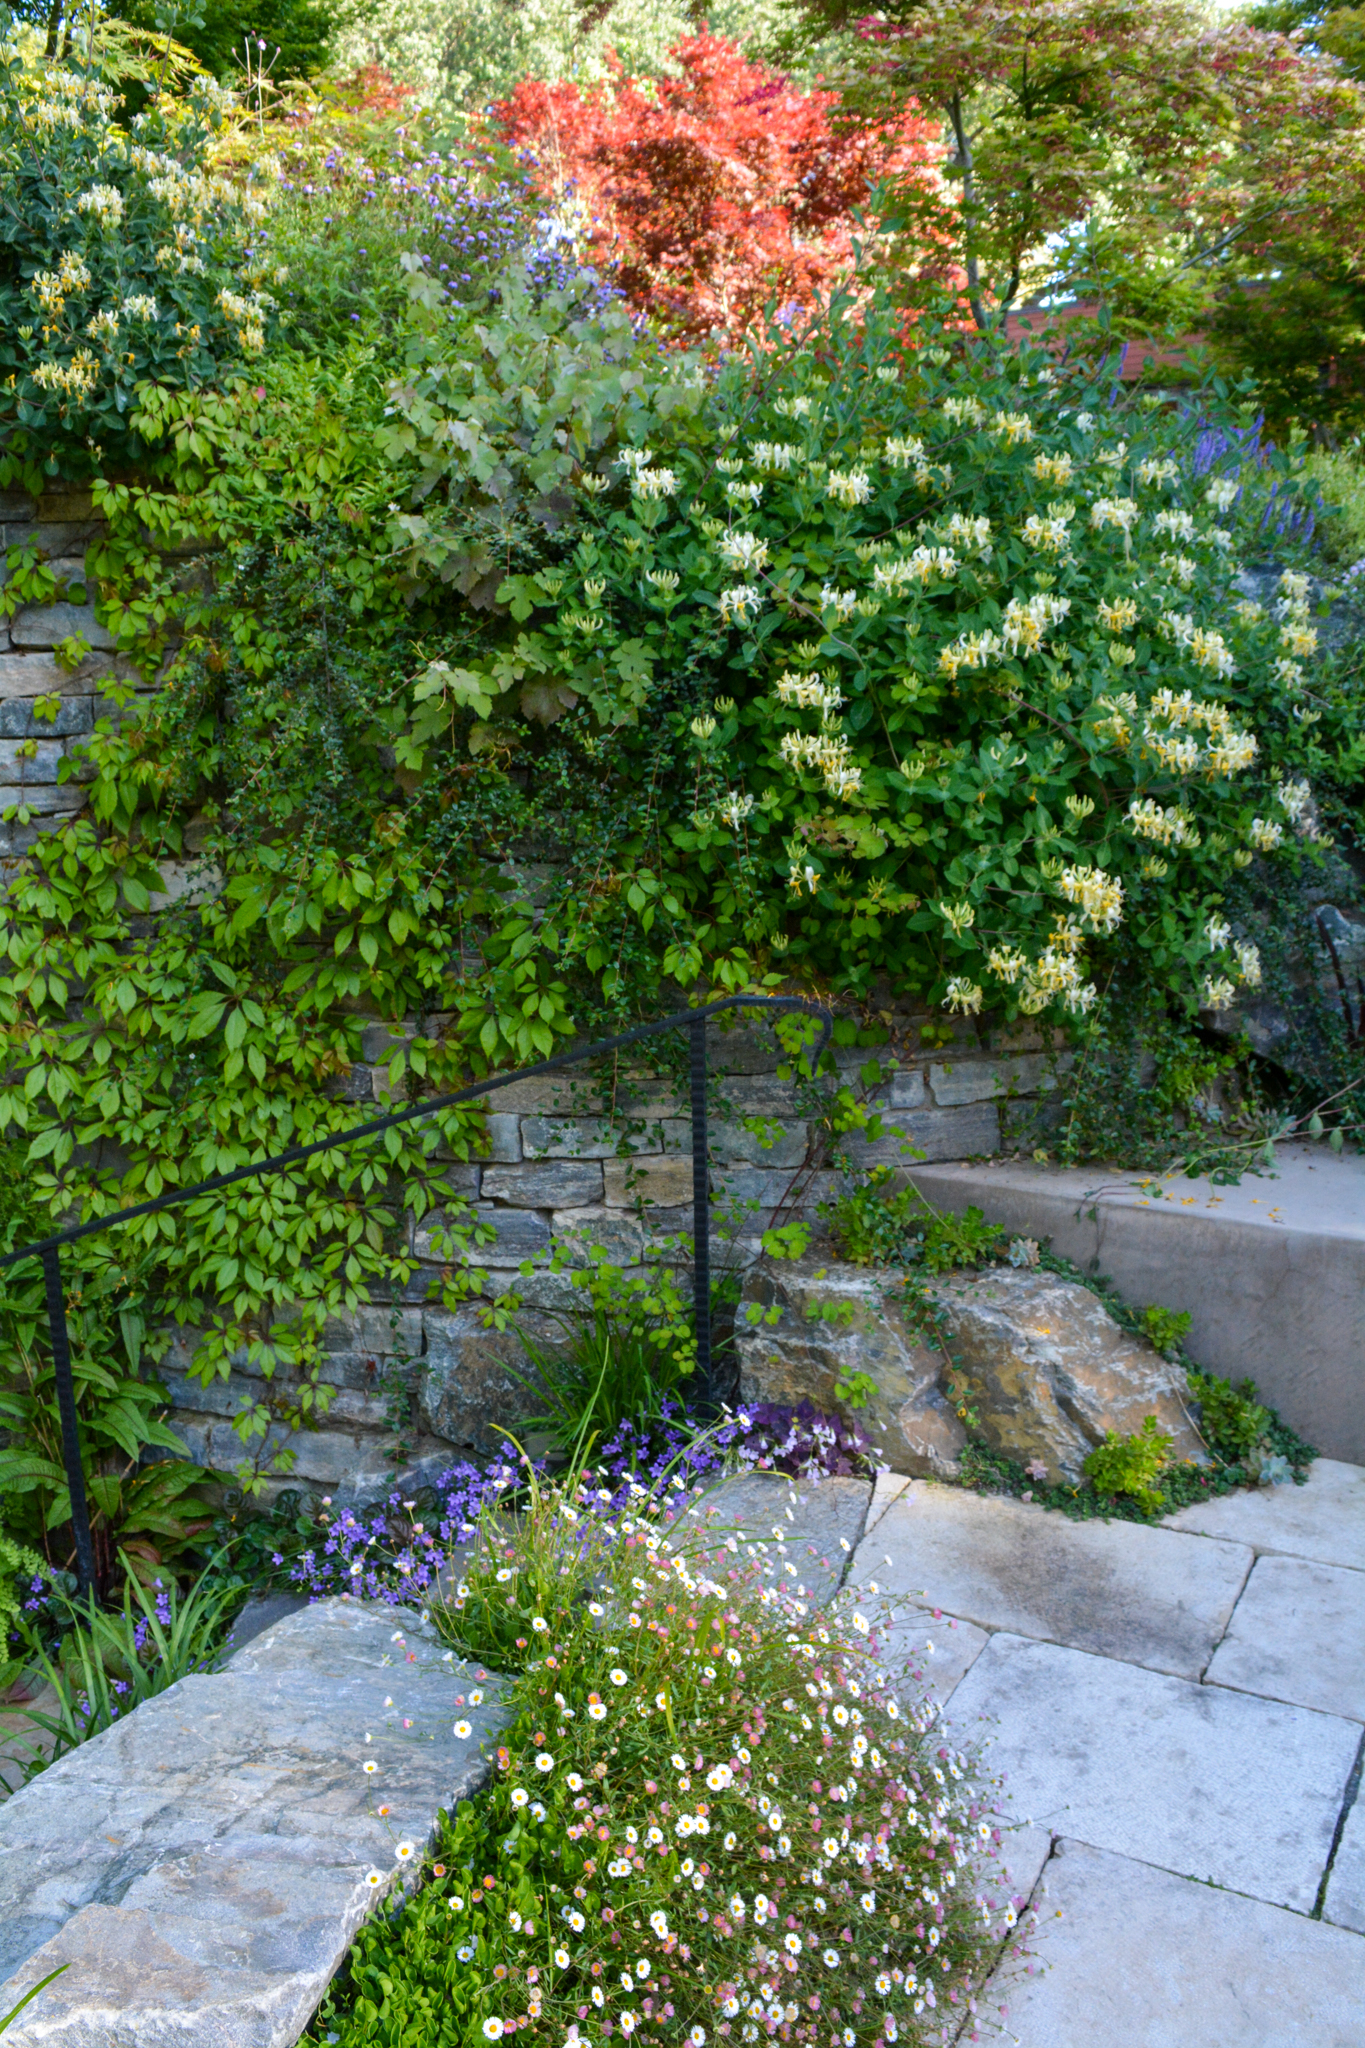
left=0, top=487, right=139, bottom=861
left=164, top=1014, right=1065, bottom=1502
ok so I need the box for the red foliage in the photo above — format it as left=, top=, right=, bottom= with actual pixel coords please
left=491, top=32, right=943, bottom=341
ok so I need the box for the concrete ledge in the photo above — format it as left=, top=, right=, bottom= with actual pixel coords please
left=909, top=1145, right=1365, bottom=1462
left=0, top=1599, right=506, bottom=2046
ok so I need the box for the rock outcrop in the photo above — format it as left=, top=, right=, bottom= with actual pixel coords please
left=736, top=1257, right=1207, bottom=1486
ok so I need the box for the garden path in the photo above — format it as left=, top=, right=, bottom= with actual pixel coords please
left=841, top=1461, right=1365, bottom=2045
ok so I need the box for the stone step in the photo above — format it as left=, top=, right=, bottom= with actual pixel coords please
left=909, top=1143, right=1365, bottom=1462
left=0, top=1599, right=505, bottom=2046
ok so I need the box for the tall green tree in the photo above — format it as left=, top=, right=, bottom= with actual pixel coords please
left=775, top=0, right=1365, bottom=350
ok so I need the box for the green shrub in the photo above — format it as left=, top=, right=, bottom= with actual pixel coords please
left=829, top=1170, right=1005, bottom=1272
left=1303, top=447, right=1365, bottom=566
left=386, top=275, right=1344, bottom=1028
left=307, top=1465, right=1018, bottom=2046
left=1186, top=1367, right=1271, bottom=1460
left=1081, top=1413, right=1174, bottom=1513
left=1139, top=1305, right=1193, bottom=1355
left=0, top=49, right=276, bottom=480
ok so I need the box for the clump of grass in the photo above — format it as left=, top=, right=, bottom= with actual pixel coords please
left=306, top=1455, right=1032, bottom=2047
left=2, top=1559, right=237, bottom=1786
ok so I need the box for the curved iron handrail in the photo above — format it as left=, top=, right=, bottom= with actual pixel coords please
left=1, top=994, right=835, bottom=1598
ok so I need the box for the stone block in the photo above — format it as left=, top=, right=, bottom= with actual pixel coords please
left=223, top=1591, right=309, bottom=1652
left=736, top=1259, right=967, bottom=1480
left=0, top=698, right=89, bottom=737
left=928, top=1264, right=1207, bottom=1484
left=1204, top=1554, right=1365, bottom=1719
left=146, top=860, right=222, bottom=911
left=415, top=1204, right=550, bottom=1267
left=1323, top=1777, right=1365, bottom=1932
left=482, top=1159, right=603, bottom=1208
left=523, top=1114, right=688, bottom=1159
left=927, top=1052, right=1058, bottom=1106
left=907, top=1146, right=1365, bottom=1464
left=0, top=739, right=66, bottom=780
left=840, top=1100, right=1000, bottom=1167
left=707, top=1020, right=796, bottom=1073
left=945, top=1633, right=1360, bottom=1911
left=713, top=1073, right=815, bottom=1118
left=1165, top=1457, right=1365, bottom=1571
left=167, top=1409, right=415, bottom=1489
left=855, top=1481, right=1252, bottom=1679
left=975, top=1839, right=1365, bottom=2047
left=710, top=1165, right=804, bottom=1210
left=322, top=1305, right=424, bottom=1356
left=708, top=1119, right=810, bottom=1169
left=480, top=1074, right=594, bottom=1114
left=883, top=1067, right=926, bottom=1110
left=0, top=783, right=84, bottom=815
left=324, top=1063, right=375, bottom=1103
left=550, top=1205, right=646, bottom=1267
left=602, top=1154, right=695, bottom=1208
left=472, top=1111, right=521, bottom=1163
left=359, top=1019, right=414, bottom=1063
left=9, top=602, right=115, bottom=651
left=0, top=652, right=124, bottom=699
left=419, top=1305, right=558, bottom=1449
left=0, top=1602, right=506, bottom=2046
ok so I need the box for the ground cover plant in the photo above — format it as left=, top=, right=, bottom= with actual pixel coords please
left=303, top=1457, right=1033, bottom=2048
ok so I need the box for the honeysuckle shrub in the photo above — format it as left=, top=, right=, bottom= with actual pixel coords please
left=0, top=47, right=278, bottom=481
left=305, top=1466, right=1027, bottom=2048
left=388, top=282, right=1357, bottom=1027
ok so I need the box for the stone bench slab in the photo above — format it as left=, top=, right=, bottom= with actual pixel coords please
left=0, top=1599, right=506, bottom=2046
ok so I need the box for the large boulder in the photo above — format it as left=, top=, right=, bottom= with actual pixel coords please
left=735, top=1259, right=968, bottom=1480
left=736, top=1257, right=1207, bottom=1487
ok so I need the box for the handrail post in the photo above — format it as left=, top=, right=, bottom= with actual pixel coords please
left=688, top=1014, right=712, bottom=1412
left=41, top=1246, right=97, bottom=1604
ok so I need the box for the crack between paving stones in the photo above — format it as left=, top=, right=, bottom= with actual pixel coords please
left=948, top=1834, right=1062, bottom=2046
left=1313, top=1725, right=1364, bottom=1921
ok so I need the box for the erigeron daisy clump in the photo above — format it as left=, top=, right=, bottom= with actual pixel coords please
left=310, top=1464, right=1028, bottom=2048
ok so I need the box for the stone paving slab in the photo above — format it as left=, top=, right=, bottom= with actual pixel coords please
left=973, top=1840, right=1365, bottom=2047
left=1167, top=1457, right=1365, bottom=1571
left=945, top=1633, right=1359, bottom=1911
left=680, top=1471, right=871, bottom=1607
left=851, top=1481, right=1252, bottom=1679
left=1205, top=1555, right=1365, bottom=1721
left=1323, top=1778, right=1365, bottom=1933
left=875, top=1611, right=991, bottom=1712
left=0, top=1599, right=506, bottom=2047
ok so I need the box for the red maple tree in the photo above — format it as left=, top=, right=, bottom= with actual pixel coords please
left=490, top=32, right=944, bottom=341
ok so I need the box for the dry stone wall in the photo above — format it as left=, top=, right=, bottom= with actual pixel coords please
left=0, top=488, right=144, bottom=860
left=164, top=1015, right=1066, bottom=1501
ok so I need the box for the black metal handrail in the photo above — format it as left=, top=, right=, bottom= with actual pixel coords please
left=0, top=993, right=834, bottom=1599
